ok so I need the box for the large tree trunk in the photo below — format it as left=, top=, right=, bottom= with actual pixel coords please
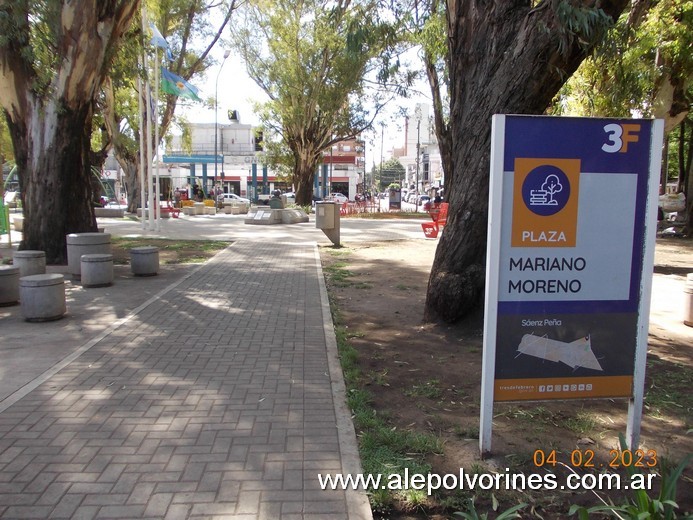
left=423, top=51, right=453, bottom=189
left=8, top=105, right=98, bottom=263
left=0, top=1, right=140, bottom=263
left=292, top=146, right=323, bottom=205
left=424, top=0, right=630, bottom=323
left=122, top=161, right=141, bottom=214
left=685, top=123, right=693, bottom=235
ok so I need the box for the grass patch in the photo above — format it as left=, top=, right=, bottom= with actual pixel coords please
left=322, top=251, right=372, bottom=290
left=111, top=237, right=229, bottom=265
left=323, top=262, right=355, bottom=287
left=563, top=411, right=597, bottom=435
left=327, top=271, right=443, bottom=513
left=405, top=379, right=444, bottom=400
left=645, top=358, right=693, bottom=424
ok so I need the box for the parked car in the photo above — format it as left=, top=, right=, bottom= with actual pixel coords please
left=327, top=193, right=348, bottom=203
left=283, top=192, right=296, bottom=204
left=417, top=195, right=431, bottom=207
left=218, top=193, right=250, bottom=204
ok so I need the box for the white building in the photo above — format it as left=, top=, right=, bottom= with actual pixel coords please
left=165, top=119, right=364, bottom=200
left=394, top=103, right=444, bottom=194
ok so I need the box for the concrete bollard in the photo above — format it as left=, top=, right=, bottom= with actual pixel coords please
left=684, top=273, right=693, bottom=327
left=130, top=246, right=160, bottom=276
left=13, top=250, right=46, bottom=278
left=66, top=232, right=112, bottom=279
left=0, top=265, right=21, bottom=306
left=19, top=273, right=66, bottom=321
left=80, top=254, right=114, bottom=288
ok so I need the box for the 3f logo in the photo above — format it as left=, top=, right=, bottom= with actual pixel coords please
left=602, top=123, right=641, bottom=153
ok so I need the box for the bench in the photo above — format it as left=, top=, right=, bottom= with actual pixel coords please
left=161, top=203, right=181, bottom=218
left=421, top=202, right=448, bottom=238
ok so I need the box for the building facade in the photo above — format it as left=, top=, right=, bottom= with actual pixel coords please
left=393, top=103, right=444, bottom=195
left=164, top=121, right=364, bottom=201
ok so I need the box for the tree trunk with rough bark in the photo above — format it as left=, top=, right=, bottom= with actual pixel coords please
left=423, top=51, right=453, bottom=189
left=7, top=104, right=97, bottom=263
left=294, top=151, right=322, bottom=205
left=424, top=0, right=630, bottom=323
left=0, top=1, right=141, bottom=263
left=118, top=157, right=141, bottom=214
left=685, top=125, right=693, bottom=235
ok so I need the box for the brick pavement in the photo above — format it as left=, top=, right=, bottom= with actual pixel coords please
left=0, top=241, right=372, bottom=519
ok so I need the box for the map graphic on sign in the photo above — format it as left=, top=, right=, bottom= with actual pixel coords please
left=516, top=333, right=603, bottom=371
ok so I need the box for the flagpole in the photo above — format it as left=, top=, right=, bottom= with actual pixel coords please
left=146, top=81, right=154, bottom=231
left=154, top=48, right=161, bottom=232
left=141, top=6, right=154, bottom=231
left=137, top=73, right=146, bottom=231
left=138, top=7, right=147, bottom=230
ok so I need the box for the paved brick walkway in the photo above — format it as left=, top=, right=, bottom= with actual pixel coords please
left=0, top=242, right=371, bottom=519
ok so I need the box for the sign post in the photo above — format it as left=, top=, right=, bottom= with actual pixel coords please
left=480, top=115, right=664, bottom=456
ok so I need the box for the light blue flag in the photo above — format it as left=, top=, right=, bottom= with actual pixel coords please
left=150, top=23, right=174, bottom=61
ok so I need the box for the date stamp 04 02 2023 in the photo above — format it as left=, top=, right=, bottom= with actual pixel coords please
left=533, top=449, right=658, bottom=470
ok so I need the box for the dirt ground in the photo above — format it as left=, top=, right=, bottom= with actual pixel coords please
left=319, top=236, right=692, bottom=519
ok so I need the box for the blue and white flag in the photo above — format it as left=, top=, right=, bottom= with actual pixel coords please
left=150, top=23, right=174, bottom=61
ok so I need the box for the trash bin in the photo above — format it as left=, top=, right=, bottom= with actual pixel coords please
left=316, top=201, right=336, bottom=229
left=315, top=201, right=340, bottom=246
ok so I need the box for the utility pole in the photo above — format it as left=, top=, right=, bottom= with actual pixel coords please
left=215, top=49, right=231, bottom=197
left=415, top=105, right=421, bottom=212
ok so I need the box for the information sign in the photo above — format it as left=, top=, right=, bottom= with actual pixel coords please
left=480, top=115, right=663, bottom=454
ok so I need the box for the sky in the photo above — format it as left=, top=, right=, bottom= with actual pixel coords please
left=181, top=46, right=435, bottom=170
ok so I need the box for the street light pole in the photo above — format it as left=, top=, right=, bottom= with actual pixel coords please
left=415, top=106, right=421, bottom=212
left=215, top=50, right=231, bottom=198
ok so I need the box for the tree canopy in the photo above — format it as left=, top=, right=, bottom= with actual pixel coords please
left=102, top=0, right=236, bottom=212
left=230, top=0, right=402, bottom=204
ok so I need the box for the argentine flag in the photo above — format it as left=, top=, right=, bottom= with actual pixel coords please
left=150, top=23, right=174, bottom=61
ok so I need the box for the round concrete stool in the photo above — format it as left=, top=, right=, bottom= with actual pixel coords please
left=81, top=254, right=114, bottom=288
left=19, top=273, right=66, bottom=321
left=66, top=232, right=112, bottom=278
left=0, top=265, right=21, bottom=306
left=130, top=246, right=160, bottom=276
left=13, top=250, right=46, bottom=278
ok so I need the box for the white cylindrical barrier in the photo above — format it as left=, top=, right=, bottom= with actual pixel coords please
left=13, top=250, right=46, bottom=278
left=66, top=233, right=111, bottom=278
left=684, top=273, right=693, bottom=327
left=0, top=265, right=21, bottom=306
left=80, top=254, right=114, bottom=288
left=130, top=246, right=160, bottom=276
left=19, top=273, right=66, bottom=321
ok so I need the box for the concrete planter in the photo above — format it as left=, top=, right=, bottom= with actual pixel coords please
left=12, top=250, right=46, bottom=278
left=66, top=232, right=112, bottom=278
left=94, top=207, right=125, bottom=218
left=130, top=246, right=160, bottom=276
left=19, top=273, right=66, bottom=321
left=80, top=254, right=114, bottom=288
left=0, top=265, right=20, bottom=306
left=12, top=216, right=23, bottom=232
